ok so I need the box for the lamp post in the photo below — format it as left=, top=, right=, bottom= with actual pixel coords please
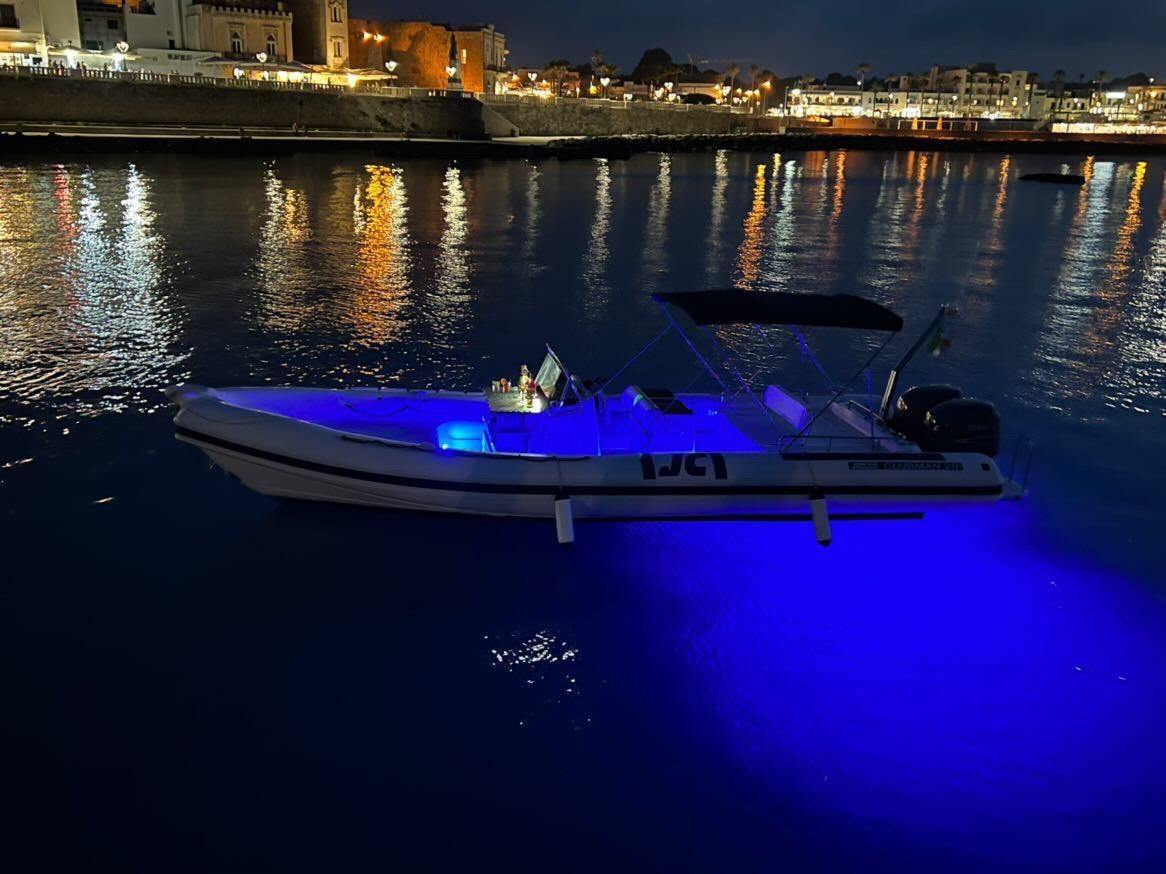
left=385, top=58, right=397, bottom=89
left=761, top=79, right=771, bottom=114
left=112, top=40, right=129, bottom=73
left=256, top=51, right=268, bottom=81
left=527, top=70, right=537, bottom=94
left=599, top=75, right=610, bottom=99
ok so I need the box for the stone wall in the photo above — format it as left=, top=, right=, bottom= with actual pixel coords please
left=481, top=98, right=760, bottom=136
left=0, top=76, right=485, bottom=137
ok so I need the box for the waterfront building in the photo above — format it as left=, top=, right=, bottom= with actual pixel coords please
left=787, top=83, right=862, bottom=117
left=348, top=19, right=496, bottom=91
left=788, top=64, right=1046, bottom=121
left=932, top=65, right=1039, bottom=118
left=282, top=0, right=345, bottom=67
left=451, top=23, right=504, bottom=94
left=184, top=1, right=293, bottom=63
left=0, top=0, right=82, bottom=66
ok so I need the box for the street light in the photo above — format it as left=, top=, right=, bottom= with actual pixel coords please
left=599, top=75, right=610, bottom=99
left=255, top=51, right=268, bottom=81
left=527, top=70, right=537, bottom=94
left=111, top=40, right=130, bottom=73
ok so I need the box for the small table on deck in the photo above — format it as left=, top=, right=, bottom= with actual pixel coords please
left=485, top=387, right=544, bottom=413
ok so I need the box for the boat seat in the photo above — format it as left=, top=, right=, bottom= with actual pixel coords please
left=764, top=385, right=808, bottom=431
left=623, top=384, right=662, bottom=428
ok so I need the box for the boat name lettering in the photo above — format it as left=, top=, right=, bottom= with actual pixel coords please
left=640, top=453, right=729, bottom=480
left=848, top=461, right=965, bottom=471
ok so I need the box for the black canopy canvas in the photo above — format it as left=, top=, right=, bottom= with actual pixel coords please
left=654, top=289, right=904, bottom=332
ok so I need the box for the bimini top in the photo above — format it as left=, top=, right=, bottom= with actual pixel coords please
left=653, top=289, right=904, bottom=332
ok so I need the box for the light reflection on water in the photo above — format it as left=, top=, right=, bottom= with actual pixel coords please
left=2, top=150, right=1166, bottom=867
left=581, top=157, right=612, bottom=312
left=641, top=153, right=671, bottom=291
left=0, top=162, right=185, bottom=424
left=350, top=164, right=412, bottom=349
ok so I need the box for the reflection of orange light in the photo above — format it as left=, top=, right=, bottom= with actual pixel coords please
left=1105, top=161, right=1147, bottom=288
left=351, top=165, right=411, bottom=345
left=735, top=164, right=767, bottom=288
left=1072, top=155, right=1095, bottom=229
left=1082, top=161, right=1147, bottom=366
left=991, top=154, right=1010, bottom=229
left=831, top=151, right=846, bottom=220
left=914, top=152, right=930, bottom=213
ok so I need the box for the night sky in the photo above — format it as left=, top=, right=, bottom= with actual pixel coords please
left=350, top=1, right=1163, bottom=81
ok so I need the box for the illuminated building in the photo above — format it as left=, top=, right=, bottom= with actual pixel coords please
left=787, top=84, right=862, bottom=118
left=452, top=24, right=505, bottom=94
left=347, top=19, right=505, bottom=92
left=184, top=1, right=293, bottom=62
left=0, top=0, right=81, bottom=66
left=282, top=0, right=346, bottom=67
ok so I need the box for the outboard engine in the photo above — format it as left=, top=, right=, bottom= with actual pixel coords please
left=890, top=385, right=962, bottom=442
left=919, top=398, right=1001, bottom=457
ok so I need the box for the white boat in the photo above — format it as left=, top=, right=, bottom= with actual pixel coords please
left=168, top=290, right=1027, bottom=544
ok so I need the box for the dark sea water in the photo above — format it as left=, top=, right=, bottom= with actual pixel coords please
left=2, top=150, right=1165, bottom=871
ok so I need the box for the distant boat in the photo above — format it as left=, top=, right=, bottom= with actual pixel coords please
left=1020, top=172, right=1086, bottom=184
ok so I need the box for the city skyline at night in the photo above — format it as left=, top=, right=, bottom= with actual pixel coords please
left=352, top=0, right=1164, bottom=80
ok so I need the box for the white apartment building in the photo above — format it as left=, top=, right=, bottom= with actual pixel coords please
left=0, top=0, right=81, bottom=65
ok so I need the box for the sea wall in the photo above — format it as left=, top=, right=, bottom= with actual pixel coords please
left=480, top=98, right=762, bottom=136
left=0, top=76, right=486, bottom=137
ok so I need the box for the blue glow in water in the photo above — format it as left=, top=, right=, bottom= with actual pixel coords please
left=2, top=152, right=1165, bottom=870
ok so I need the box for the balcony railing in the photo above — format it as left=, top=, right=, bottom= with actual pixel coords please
left=480, top=93, right=738, bottom=112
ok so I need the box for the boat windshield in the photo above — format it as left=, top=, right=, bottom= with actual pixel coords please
left=535, top=348, right=571, bottom=402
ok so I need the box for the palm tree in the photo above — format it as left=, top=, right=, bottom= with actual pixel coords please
left=857, top=62, right=871, bottom=90
left=726, top=62, right=739, bottom=93
left=542, top=61, right=570, bottom=97
left=748, top=63, right=759, bottom=88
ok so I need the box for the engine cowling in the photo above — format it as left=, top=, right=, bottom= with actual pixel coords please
left=919, top=398, right=1001, bottom=457
left=890, top=385, right=962, bottom=442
